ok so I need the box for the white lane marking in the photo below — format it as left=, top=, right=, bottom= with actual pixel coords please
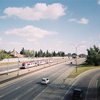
left=0, top=61, right=73, bottom=100
left=33, top=67, right=72, bottom=100
left=96, top=80, right=98, bottom=100
left=61, top=78, right=78, bottom=100
left=0, top=95, right=4, bottom=98
left=15, top=86, right=21, bottom=90
left=85, top=72, right=100, bottom=100
left=14, top=98, right=18, bottom=100
left=28, top=88, right=33, bottom=92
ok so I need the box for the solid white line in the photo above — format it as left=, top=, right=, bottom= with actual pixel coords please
left=96, top=80, right=98, bottom=100
left=85, top=72, right=100, bottom=100
left=15, top=86, right=21, bottom=90
left=28, top=88, right=33, bottom=92
left=33, top=67, right=73, bottom=100
left=61, top=78, right=78, bottom=100
left=0, top=95, right=4, bottom=98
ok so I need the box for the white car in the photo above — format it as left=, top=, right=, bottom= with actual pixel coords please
left=41, top=78, right=50, bottom=84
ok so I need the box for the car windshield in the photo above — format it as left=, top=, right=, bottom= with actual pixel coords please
left=42, top=79, right=46, bottom=81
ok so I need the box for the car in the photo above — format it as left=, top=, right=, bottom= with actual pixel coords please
left=71, top=89, right=83, bottom=100
left=70, top=62, right=72, bottom=64
left=41, top=78, right=50, bottom=85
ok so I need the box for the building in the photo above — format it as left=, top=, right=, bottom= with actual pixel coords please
left=11, top=49, right=24, bottom=58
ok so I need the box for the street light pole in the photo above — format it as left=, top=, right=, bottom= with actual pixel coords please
left=17, top=55, right=19, bottom=76
left=7, top=57, right=9, bottom=75
left=71, top=44, right=83, bottom=72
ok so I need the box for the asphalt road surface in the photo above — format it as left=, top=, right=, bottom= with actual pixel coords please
left=0, top=58, right=86, bottom=100
left=0, top=58, right=68, bottom=72
left=63, top=67, right=100, bottom=100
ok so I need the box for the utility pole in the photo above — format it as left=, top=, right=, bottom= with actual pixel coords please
left=17, top=55, right=19, bottom=76
left=7, top=57, right=9, bottom=75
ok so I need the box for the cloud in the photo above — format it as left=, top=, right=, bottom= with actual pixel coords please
left=78, top=18, right=89, bottom=24
left=0, top=16, right=7, bottom=19
left=68, top=18, right=89, bottom=24
left=81, top=41, right=86, bottom=43
left=7, top=42, right=22, bottom=46
left=3, top=3, right=66, bottom=21
left=98, top=0, right=100, bottom=5
left=0, top=37, right=2, bottom=41
left=5, top=25, right=58, bottom=39
left=68, top=19, right=77, bottom=22
left=90, top=37, right=93, bottom=39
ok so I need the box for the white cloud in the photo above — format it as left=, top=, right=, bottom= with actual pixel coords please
left=78, top=18, right=89, bottom=24
left=68, top=19, right=77, bottom=22
left=81, top=41, right=86, bottom=43
left=68, top=18, right=89, bottom=24
left=27, top=38, right=36, bottom=42
left=7, top=42, right=22, bottom=46
left=3, top=3, right=66, bottom=21
left=98, top=0, right=100, bottom=5
left=0, top=37, right=2, bottom=41
left=0, top=16, right=7, bottom=19
left=5, top=25, right=58, bottom=39
left=57, top=41, right=63, bottom=44
left=90, top=37, right=93, bottom=39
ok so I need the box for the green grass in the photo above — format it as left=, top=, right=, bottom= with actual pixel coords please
left=68, top=62, right=100, bottom=78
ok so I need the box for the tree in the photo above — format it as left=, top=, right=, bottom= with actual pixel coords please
left=35, top=51, right=38, bottom=57
left=38, top=49, right=43, bottom=57
left=0, top=50, right=6, bottom=60
left=31, top=50, right=35, bottom=57
left=42, top=52, right=45, bottom=57
left=86, top=45, right=100, bottom=66
left=52, top=51, right=56, bottom=57
left=46, top=50, right=49, bottom=57
left=20, top=47, right=25, bottom=55
left=67, top=53, right=71, bottom=57
left=61, top=52, right=65, bottom=57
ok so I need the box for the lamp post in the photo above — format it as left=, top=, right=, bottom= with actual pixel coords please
left=17, top=55, right=19, bottom=76
left=71, top=44, right=83, bottom=72
left=7, top=57, right=9, bottom=75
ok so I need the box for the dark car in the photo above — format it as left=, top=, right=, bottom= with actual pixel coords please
left=71, top=89, right=83, bottom=100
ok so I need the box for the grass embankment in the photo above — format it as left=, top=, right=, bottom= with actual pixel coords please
left=68, top=62, right=100, bottom=78
left=68, top=62, right=100, bottom=99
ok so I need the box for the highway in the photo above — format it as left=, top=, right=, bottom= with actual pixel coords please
left=63, top=67, right=100, bottom=100
left=0, top=58, right=92, bottom=100
left=0, top=58, right=68, bottom=74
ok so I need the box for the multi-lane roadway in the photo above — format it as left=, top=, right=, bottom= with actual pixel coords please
left=0, top=58, right=99, bottom=100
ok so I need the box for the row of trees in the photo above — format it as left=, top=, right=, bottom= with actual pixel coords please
left=20, top=48, right=65, bottom=57
left=0, top=48, right=66, bottom=60
left=86, top=45, right=100, bottom=66
left=0, top=47, right=86, bottom=60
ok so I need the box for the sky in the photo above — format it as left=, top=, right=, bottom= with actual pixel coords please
left=0, top=0, right=100, bottom=55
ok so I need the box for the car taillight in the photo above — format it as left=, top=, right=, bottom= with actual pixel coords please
left=80, top=96, right=81, bottom=98
left=71, top=94, right=73, bottom=96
